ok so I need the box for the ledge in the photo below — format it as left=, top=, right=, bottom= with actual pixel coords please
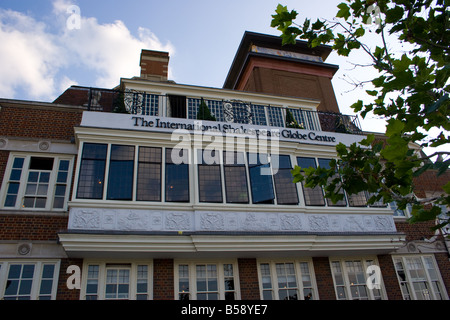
left=58, top=230, right=406, bottom=259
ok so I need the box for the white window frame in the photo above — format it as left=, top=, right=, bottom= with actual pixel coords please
left=0, top=260, right=61, bottom=300
left=0, top=153, right=74, bottom=211
left=174, top=260, right=240, bottom=300
left=329, top=256, right=387, bottom=300
left=80, top=260, right=153, bottom=300
left=256, top=259, right=318, bottom=300
left=392, top=254, right=449, bottom=300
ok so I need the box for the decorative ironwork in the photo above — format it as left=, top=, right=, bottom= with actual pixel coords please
left=78, top=88, right=363, bottom=134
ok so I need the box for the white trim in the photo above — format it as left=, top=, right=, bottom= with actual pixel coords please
left=58, top=233, right=405, bottom=257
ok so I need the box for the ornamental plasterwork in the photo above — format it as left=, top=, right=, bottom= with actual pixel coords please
left=68, top=208, right=397, bottom=234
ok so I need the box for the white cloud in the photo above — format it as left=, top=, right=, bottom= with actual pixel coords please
left=0, top=9, right=63, bottom=99
left=0, top=1, right=174, bottom=101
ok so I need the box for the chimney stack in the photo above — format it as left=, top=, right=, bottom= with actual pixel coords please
left=139, top=49, right=169, bottom=81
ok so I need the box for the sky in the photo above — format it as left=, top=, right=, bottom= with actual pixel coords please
left=0, top=0, right=391, bottom=134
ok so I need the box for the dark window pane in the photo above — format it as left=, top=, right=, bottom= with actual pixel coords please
left=165, top=148, right=189, bottom=202
left=248, top=153, right=274, bottom=204
left=223, top=152, right=249, bottom=203
left=273, top=155, right=298, bottom=205
left=10, top=169, right=22, bottom=181
left=29, top=157, right=54, bottom=171
left=137, top=147, right=161, bottom=201
left=198, top=150, right=222, bottom=203
left=348, top=191, right=368, bottom=207
left=107, top=145, right=135, bottom=200
left=318, top=158, right=347, bottom=206
left=4, top=195, right=17, bottom=207
left=12, top=157, right=24, bottom=169
left=296, top=157, right=325, bottom=206
left=77, top=143, right=107, bottom=199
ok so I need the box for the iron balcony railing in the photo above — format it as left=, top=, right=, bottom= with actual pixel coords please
left=77, top=87, right=363, bottom=134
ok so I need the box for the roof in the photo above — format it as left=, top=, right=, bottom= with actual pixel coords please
left=223, top=31, right=336, bottom=89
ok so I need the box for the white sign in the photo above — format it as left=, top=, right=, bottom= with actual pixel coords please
left=80, top=111, right=364, bottom=147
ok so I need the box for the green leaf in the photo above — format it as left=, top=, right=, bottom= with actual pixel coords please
left=424, top=94, right=449, bottom=114
left=385, top=119, right=405, bottom=137
left=354, top=26, right=365, bottom=37
left=336, top=3, right=351, bottom=20
left=385, top=6, right=404, bottom=23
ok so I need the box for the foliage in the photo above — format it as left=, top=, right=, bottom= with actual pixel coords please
left=272, top=0, right=450, bottom=233
left=196, top=99, right=217, bottom=121
left=112, top=90, right=127, bottom=113
left=285, top=109, right=304, bottom=128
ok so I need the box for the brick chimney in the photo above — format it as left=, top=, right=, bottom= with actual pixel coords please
left=139, top=49, right=169, bottom=81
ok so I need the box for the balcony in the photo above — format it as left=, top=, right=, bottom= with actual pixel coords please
left=55, top=86, right=363, bottom=134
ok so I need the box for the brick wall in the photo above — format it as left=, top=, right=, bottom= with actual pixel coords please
left=312, top=257, right=336, bottom=300
left=0, top=214, right=68, bottom=241
left=56, top=258, right=83, bottom=300
left=378, top=254, right=403, bottom=300
left=237, top=258, right=260, bottom=299
left=434, top=252, right=450, bottom=297
left=0, top=104, right=82, bottom=141
left=0, top=150, right=9, bottom=186
left=153, top=259, right=174, bottom=300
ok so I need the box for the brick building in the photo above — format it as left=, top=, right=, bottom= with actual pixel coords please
left=0, top=31, right=448, bottom=301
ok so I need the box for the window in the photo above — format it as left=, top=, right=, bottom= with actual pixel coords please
left=1, top=154, right=73, bottom=210
left=273, top=155, right=298, bottom=205
left=296, top=157, right=325, bottom=206
left=317, top=158, right=347, bottom=206
left=142, top=93, right=159, bottom=116
left=248, top=153, right=275, bottom=204
left=137, top=147, right=161, bottom=201
left=168, top=95, right=187, bottom=118
left=393, top=255, right=448, bottom=300
left=223, top=151, right=249, bottom=203
left=165, top=148, right=189, bottom=202
left=77, top=143, right=107, bottom=199
left=258, top=260, right=317, bottom=300
left=267, top=106, right=284, bottom=127
left=389, top=201, right=412, bottom=218
left=175, top=261, right=239, bottom=300
left=105, top=265, right=131, bottom=299
left=0, top=261, right=60, bottom=300
left=330, top=258, right=384, bottom=300
left=197, top=150, right=222, bottom=203
left=107, top=145, right=135, bottom=200
left=81, top=261, right=152, bottom=300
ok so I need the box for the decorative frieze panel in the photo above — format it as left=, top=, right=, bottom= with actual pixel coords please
left=68, top=208, right=396, bottom=234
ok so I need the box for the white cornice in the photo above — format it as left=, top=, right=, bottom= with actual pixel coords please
left=58, top=232, right=405, bottom=259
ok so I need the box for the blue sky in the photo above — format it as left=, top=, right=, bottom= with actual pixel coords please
left=0, top=0, right=383, bottom=132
